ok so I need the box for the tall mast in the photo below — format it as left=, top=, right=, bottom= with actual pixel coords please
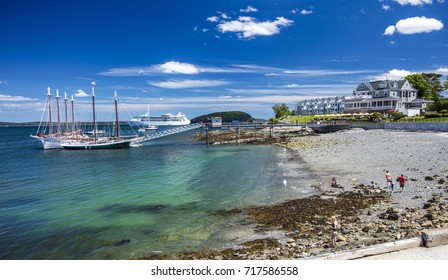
left=56, top=89, right=61, bottom=134
left=64, top=92, right=69, bottom=132
left=47, top=87, right=53, bottom=135
left=71, top=94, right=75, bottom=132
left=91, top=81, right=97, bottom=142
left=114, top=90, right=120, bottom=139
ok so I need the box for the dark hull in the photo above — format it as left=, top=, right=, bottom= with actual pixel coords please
left=61, top=140, right=131, bottom=150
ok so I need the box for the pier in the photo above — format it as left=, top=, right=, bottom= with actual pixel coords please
left=130, top=123, right=203, bottom=146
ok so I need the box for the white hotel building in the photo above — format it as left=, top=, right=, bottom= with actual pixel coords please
left=296, top=79, right=432, bottom=117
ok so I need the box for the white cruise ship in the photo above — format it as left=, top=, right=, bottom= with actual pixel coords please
left=129, top=112, right=190, bottom=126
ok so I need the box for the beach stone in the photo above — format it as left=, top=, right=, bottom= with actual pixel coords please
left=421, top=221, right=433, bottom=228
left=338, top=235, right=347, bottom=242
left=361, top=226, right=370, bottom=233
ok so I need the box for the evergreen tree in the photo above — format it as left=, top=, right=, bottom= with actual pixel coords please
left=405, top=73, right=444, bottom=101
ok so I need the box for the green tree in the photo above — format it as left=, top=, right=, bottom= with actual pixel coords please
left=405, top=73, right=444, bottom=101
left=405, top=73, right=429, bottom=99
left=422, top=73, right=444, bottom=101
left=272, top=103, right=290, bottom=118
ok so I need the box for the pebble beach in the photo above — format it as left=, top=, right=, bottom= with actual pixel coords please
left=286, top=129, right=448, bottom=211
left=174, top=128, right=448, bottom=260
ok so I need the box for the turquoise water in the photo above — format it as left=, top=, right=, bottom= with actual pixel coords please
left=0, top=126, right=314, bottom=259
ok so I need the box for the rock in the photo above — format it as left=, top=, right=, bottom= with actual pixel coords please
left=421, top=221, right=433, bottom=228
left=378, top=224, right=387, bottom=231
left=112, top=239, right=131, bottom=247
left=337, top=235, right=347, bottom=242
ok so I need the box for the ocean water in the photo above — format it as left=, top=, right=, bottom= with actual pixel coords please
left=0, top=126, right=315, bottom=259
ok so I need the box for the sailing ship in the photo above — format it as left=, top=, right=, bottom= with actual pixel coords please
left=30, top=87, right=88, bottom=149
left=61, top=82, right=132, bottom=150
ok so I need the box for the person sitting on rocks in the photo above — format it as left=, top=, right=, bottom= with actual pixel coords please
left=331, top=177, right=337, bottom=188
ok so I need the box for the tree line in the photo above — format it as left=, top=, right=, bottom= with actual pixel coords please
left=191, top=111, right=254, bottom=123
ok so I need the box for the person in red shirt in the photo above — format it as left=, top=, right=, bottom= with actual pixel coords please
left=399, top=174, right=406, bottom=192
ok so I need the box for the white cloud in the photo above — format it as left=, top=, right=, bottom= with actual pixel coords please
left=283, top=69, right=373, bottom=76
left=393, top=0, right=433, bottom=5
left=384, top=16, right=443, bottom=35
left=382, top=4, right=391, bottom=10
left=227, top=84, right=354, bottom=96
left=158, top=61, right=200, bottom=74
left=384, top=25, right=397, bottom=35
left=207, top=16, right=219, bottom=22
left=283, top=83, right=300, bottom=88
left=74, top=90, right=89, bottom=97
left=148, top=79, right=229, bottom=89
left=0, top=93, right=34, bottom=101
left=218, top=12, right=230, bottom=19
left=217, top=16, right=293, bottom=39
left=300, top=10, right=313, bottom=15
left=372, top=69, right=415, bottom=80
left=99, top=62, right=269, bottom=77
left=240, top=5, right=258, bottom=13
left=436, top=67, right=448, bottom=75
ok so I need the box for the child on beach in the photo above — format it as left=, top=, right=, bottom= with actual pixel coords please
left=327, top=216, right=339, bottom=249
left=389, top=181, right=395, bottom=193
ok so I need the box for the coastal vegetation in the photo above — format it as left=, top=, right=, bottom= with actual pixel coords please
left=405, top=73, right=448, bottom=112
left=405, top=73, right=447, bottom=101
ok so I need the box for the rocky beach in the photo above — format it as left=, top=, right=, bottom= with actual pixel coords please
left=141, top=128, right=448, bottom=260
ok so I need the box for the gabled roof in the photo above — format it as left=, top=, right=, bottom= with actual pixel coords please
left=357, top=79, right=417, bottom=92
left=356, top=82, right=374, bottom=91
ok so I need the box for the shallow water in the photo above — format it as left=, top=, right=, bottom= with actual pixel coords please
left=0, top=126, right=315, bottom=259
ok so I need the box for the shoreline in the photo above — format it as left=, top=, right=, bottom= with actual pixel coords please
left=140, top=128, right=448, bottom=260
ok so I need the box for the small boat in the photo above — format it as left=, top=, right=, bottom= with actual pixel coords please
left=61, top=83, right=132, bottom=150
left=138, top=125, right=158, bottom=133
left=136, top=105, right=159, bottom=133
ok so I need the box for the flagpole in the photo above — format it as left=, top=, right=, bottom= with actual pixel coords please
left=92, top=81, right=97, bottom=143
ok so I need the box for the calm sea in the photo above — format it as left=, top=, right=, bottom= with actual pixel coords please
left=0, top=126, right=315, bottom=259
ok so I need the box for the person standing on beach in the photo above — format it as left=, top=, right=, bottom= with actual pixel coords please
left=386, top=170, right=392, bottom=189
left=399, top=174, right=406, bottom=192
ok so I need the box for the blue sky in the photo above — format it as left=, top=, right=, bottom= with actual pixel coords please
left=1, top=0, right=447, bottom=122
